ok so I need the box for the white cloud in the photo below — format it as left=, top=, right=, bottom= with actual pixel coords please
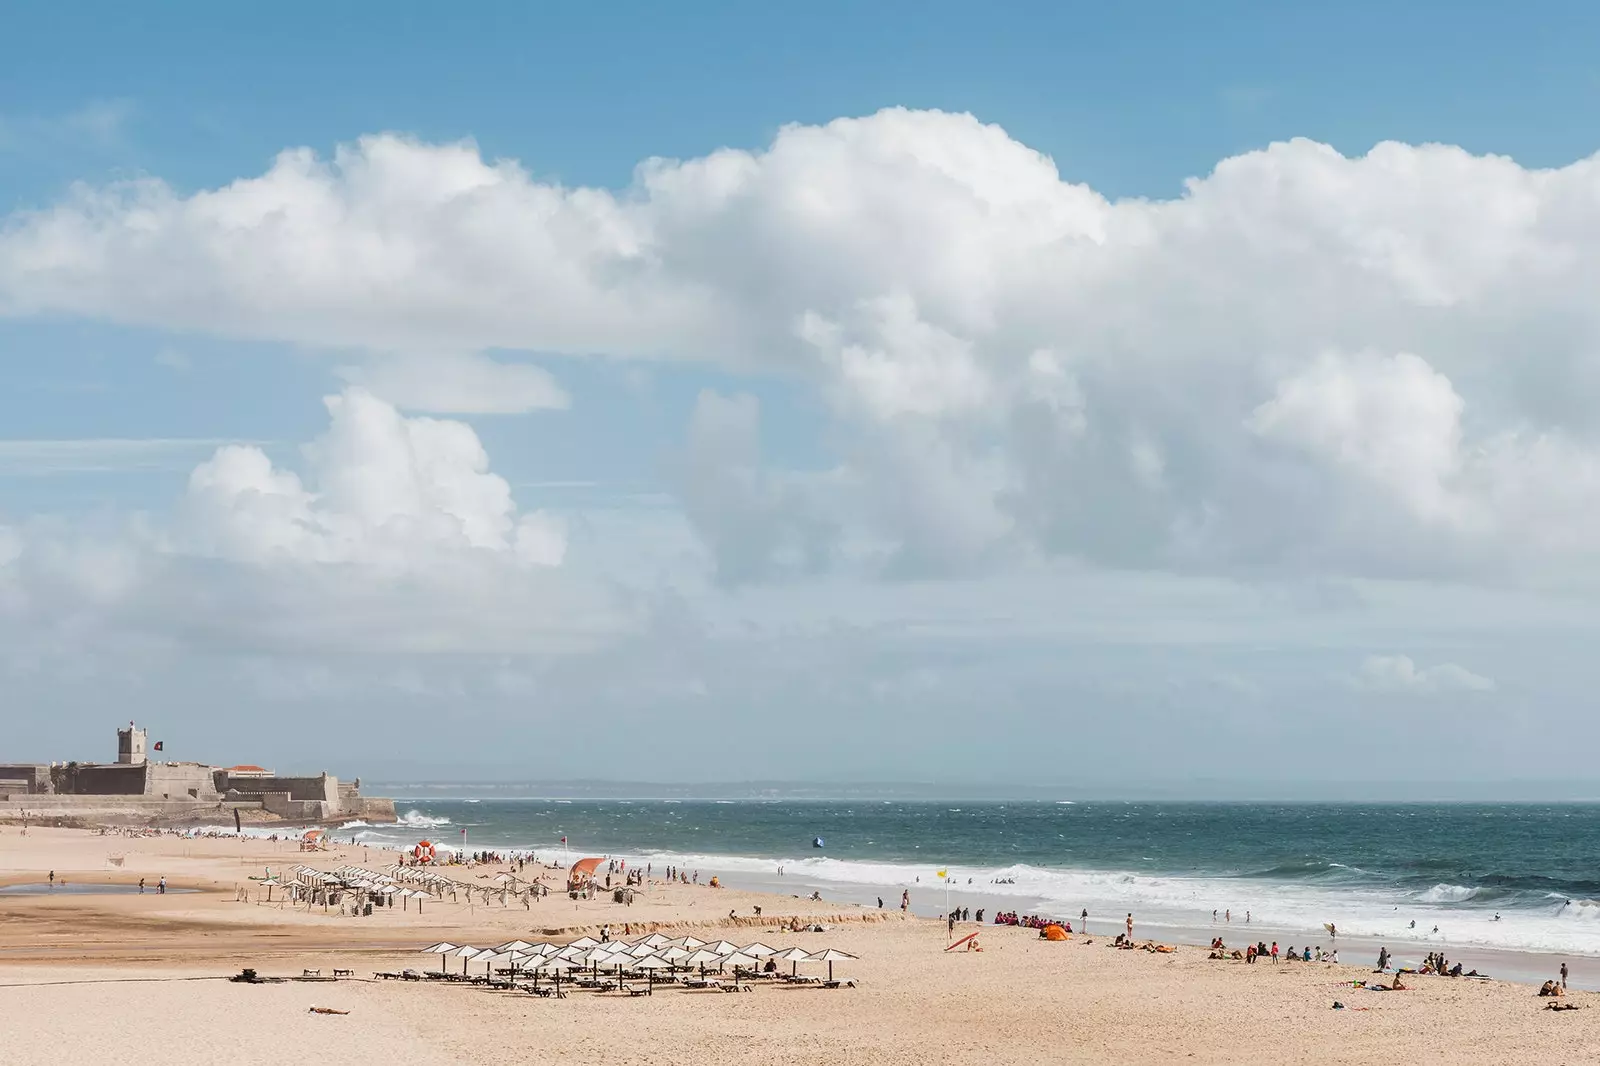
left=181, top=387, right=566, bottom=569
left=1355, top=654, right=1496, bottom=693
left=7, top=110, right=1600, bottom=582
left=336, top=352, right=569, bottom=414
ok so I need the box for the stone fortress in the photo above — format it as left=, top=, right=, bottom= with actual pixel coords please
left=0, top=723, right=395, bottom=825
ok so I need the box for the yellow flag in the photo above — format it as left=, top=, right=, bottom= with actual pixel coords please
left=936, top=869, right=947, bottom=879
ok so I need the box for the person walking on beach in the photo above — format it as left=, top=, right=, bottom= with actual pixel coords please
left=139, top=878, right=145, bottom=894
left=1377, top=947, right=1390, bottom=971
left=1081, top=908, right=1088, bottom=933
left=877, top=897, right=884, bottom=909
left=158, top=876, right=166, bottom=894
left=901, top=889, right=910, bottom=913
left=1270, top=941, right=1279, bottom=964
left=1126, top=913, right=1134, bottom=939
left=948, top=912, right=956, bottom=936
left=1561, top=962, right=1569, bottom=989
left=48, top=870, right=54, bottom=886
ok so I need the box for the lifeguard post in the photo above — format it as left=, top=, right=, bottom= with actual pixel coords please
left=116, top=723, right=148, bottom=766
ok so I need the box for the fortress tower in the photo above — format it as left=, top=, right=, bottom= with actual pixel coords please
left=116, top=722, right=147, bottom=766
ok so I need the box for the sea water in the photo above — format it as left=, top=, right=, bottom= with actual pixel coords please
left=282, top=800, right=1600, bottom=961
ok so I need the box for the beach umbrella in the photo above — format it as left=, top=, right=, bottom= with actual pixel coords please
left=739, top=942, right=777, bottom=957
left=495, top=939, right=534, bottom=953
left=804, top=948, right=859, bottom=982
left=421, top=942, right=457, bottom=955
left=682, top=948, right=723, bottom=977
left=632, top=953, right=672, bottom=995
left=773, top=946, right=812, bottom=976
left=534, top=955, right=581, bottom=994
left=555, top=945, right=586, bottom=960
left=702, top=940, right=741, bottom=956
left=658, top=946, right=693, bottom=964
left=662, top=935, right=706, bottom=950
left=450, top=945, right=480, bottom=974
left=624, top=941, right=658, bottom=958
left=721, top=952, right=759, bottom=974
left=641, top=933, right=672, bottom=949
left=568, top=935, right=600, bottom=949
left=469, top=948, right=500, bottom=976
left=259, top=876, right=281, bottom=902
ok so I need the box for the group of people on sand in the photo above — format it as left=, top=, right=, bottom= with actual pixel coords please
left=991, top=911, right=1068, bottom=930
left=1214, top=940, right=1334, bottom=964
left=1419, top=951, right=1480, bottom=978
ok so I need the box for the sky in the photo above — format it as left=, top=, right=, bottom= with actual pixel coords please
left=4, top=1, right=1600, bottom=791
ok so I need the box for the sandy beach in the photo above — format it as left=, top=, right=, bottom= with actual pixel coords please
left=3, top=825, right=1597, bottom=1064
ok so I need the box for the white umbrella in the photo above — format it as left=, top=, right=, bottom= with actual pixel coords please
left=624, top=941, right=658, bottom=958
left=773, top=946, right=812, bottom=976
left=641, top=933, right=671, bottom=948
left=495, top=939, right=534, bottom=952
left=632, top=953, right=672, bottom=994
left=450, top=945, right=481, bottom=974
left=568, top=935, right=600, bottom=949
left=804, top=948, right=859, bottom=982
left=721, top=952, right=759, bottom=973
left=739, top=942, right=777, bottom=957
left=702, top=940, right=741, bottom=956
left=682, top=948, right=723, bottom=974
left=421, top=942, right=457, bottom=954
left=658, top=946, right=693, bottom=963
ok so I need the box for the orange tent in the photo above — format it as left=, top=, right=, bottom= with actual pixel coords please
left=568, top=856, right=604, bottom=888
left=1043, top=924, right=1069, bottom=941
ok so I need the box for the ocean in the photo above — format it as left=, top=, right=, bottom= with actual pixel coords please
left=310, top=799, right=1600, bottom=961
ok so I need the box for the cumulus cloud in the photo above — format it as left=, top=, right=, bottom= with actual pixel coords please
left=182, top=387, right=567, bottom=569
left=1355, top=654, right=1496, bottom=694
left=0, top=389, right=608, bottom=660
left=8, top=109, right=1600, bottom=581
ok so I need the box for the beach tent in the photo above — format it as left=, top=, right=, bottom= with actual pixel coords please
left=1043, top=924, right=1069, bottom=941
left=805, top=948, right=859, bottom=982
left=567, top=857, right=605, bottom=890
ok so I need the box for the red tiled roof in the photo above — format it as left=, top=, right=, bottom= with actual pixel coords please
left=225, top=765, right=271, bottom=773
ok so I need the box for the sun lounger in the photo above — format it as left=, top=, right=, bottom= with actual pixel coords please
left=720, top=982, right=752, bottom=992
left=333, top=969, right=354, bottom=977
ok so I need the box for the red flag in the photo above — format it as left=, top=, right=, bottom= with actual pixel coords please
left=561, top=836, right=567, bottom=844
left=153, top=741, right=164, bottom=751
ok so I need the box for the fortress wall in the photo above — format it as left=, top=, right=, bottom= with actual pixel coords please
left=143, top=763, right=221, bottom=800
left=219, top=773, right=338, bottom=805
left=72, top=764, right=149, bottom=795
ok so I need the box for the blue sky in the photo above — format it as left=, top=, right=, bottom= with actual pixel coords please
left=3, top=2, right=1599, bottom=790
